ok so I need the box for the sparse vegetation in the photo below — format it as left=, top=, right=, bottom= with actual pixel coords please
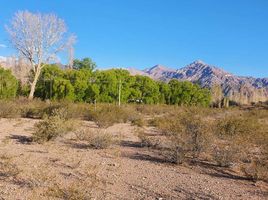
left=75, top=128, right=114, bottom=149
left=33, top=108, right=76, bottom=143
left=0, top=154, right=20, bottom=178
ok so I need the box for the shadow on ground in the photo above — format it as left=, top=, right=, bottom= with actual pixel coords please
left=8, top=134, right=33, bottom=144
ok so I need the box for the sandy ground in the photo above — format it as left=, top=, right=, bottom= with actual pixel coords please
left=0, top=118, right=267, bottom=200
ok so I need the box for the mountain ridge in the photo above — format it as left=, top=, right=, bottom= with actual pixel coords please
left=127, top=60, right=268, bottom=104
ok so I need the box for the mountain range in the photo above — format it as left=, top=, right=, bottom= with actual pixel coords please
left=128, top=60, right=268, bottom=104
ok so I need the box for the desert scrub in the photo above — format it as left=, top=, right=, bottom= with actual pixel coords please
left=33, top=108, right=76, bottom=143
left=212, top=145, right=238, bottom=167
left=131, top=117, right=145, bottom=127
left=137, top=129, right=160, bottom=148
left=0, top=154, right=20, bottom=178
left=88, top=105, right=138, bottom=128
left=213, top=115, right=268, bottom=181
left=75, top=129, right=114, bottom=149
left=47, top=181, right=92, bottom=200
left=0, top=100, right=21, bottom=118
left=151, top=113, right=213, bottom=163
left=241, top=159, right=268, bottom=182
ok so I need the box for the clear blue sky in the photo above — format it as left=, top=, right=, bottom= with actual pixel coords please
left=0, top=0, right=267, bottom=77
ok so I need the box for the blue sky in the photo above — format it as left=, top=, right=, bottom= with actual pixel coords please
left=0, top=0, right=267, bottom=77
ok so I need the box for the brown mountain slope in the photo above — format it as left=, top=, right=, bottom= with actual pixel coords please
left=128, top=60, right=268, bottom=104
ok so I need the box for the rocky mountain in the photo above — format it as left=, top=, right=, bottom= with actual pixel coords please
left=127, top=60, right=268, bottom=104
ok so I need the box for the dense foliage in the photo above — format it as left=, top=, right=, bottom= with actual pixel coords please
left=33, top=58, right=211, bottom=106
left=0, top=67, right=18, bottom=99
left=1, top=58, right=211, bottom=106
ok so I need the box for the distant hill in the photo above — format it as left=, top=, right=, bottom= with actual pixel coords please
left=127, top=60, right=268, bottom=104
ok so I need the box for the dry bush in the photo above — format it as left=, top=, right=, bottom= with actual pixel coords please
left=47, top=181, right=93, bottom=200
left=88, top=105, right=138, bottom=128
left=215, top=116, right=259, bottom=139
left=240, top=144, right=268, bottom=182
left=162, top=141, right=187, bottom=164
left=43, top=101, right=92, bottom=120
left=33, top=108, right=76, bottom=143
left=20, top=98, right=49, bottom=119
left=131, top=117, right=145, bottom=127
left=135, top=104, right=176, bottom=116
left=29, top=164, right=99, bottom=199
left=137, top=129, right=160, bottom=148
left=213, top=114, right=268, bottom=181
left=148, top=111, right=213, bottom=164
left=212, top=145, right=238, bottom=167
left=0, top=154, right=20, bottom=178
left=0, top=101, right=21, bottom=118
left=241, top=159, right=268, bottom=182
left=75, top=129, right=114, bottom=149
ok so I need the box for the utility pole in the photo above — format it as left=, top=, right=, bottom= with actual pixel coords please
left=118, top=79, right=121, bottom=107
left=94, top=99, right=97, bottom=111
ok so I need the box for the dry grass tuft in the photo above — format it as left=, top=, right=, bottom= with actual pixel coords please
left=75, top=128, right=114, bottom=149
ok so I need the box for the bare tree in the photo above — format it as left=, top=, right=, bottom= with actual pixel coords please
left=5, top=11, right=75, bottom=99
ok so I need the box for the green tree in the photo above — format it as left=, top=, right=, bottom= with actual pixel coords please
left=52, top=78, right=75, bottom=101
left=0, top=67, right=18, bottom=99
left=73, top=58, right=96, bottom=71
left=35, top=64, right=65, bottom=100
left=65, top=69, right=92, bottom=102
left=169, top=80, right=211, bottom=106
left=158, top=81, right=171, bottom=104
left=133, top=76, right=160, bottom=104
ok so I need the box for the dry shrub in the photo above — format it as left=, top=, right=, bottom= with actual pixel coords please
left=241, top=159, right=268, bottom=182
left=162, top=141, right=187, bottom=164
left=33, top=108, right=76, bottom=143
left=75, top=129, right=114, bottom=149
left=0, top=101, right=20, bottom=118
left=215, top=116, right=260, bottom=139
left=135, top=104, right=175, bottom=116
left=88, top=105, right=138, bottom=128
left=149, top=112, right=213, bottom=164
left=131, top=117, right=145, bottom=127
left=20, top=99, right=49, bottom=119
left=213, top=114, right=268, bottom=181
left=47, top=181, right=93, bottom=200
left=44, top=102, right=92, bottom=120
left=212, top=145, right=238, bottom=167
left=0, top=154, right=20, bottom=178
left=137, top=129, right=160, bottom=148
left=240, top=144, right=268, bottom=182
left=29, top=164, right=99, bottom=199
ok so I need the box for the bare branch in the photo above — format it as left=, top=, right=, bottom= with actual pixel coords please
left=5, top=10, right=76, bottom=99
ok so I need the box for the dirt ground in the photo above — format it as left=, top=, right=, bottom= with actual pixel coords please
left=0, top=118, right=267, bottom=200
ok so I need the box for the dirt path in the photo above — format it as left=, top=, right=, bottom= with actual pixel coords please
left=0, top=118, right=267, bottom=199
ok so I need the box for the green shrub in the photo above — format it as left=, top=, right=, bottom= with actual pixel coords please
left=0, top=67, right=18, bottom=99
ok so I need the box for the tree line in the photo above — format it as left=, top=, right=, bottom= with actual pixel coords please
left=0, top=58, right=211, bottom=106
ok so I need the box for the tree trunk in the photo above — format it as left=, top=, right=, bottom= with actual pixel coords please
left=28, top=68, right=41, bottom=100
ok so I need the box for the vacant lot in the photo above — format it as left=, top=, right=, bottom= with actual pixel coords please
left=0, top=102, right=267, bottom=199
